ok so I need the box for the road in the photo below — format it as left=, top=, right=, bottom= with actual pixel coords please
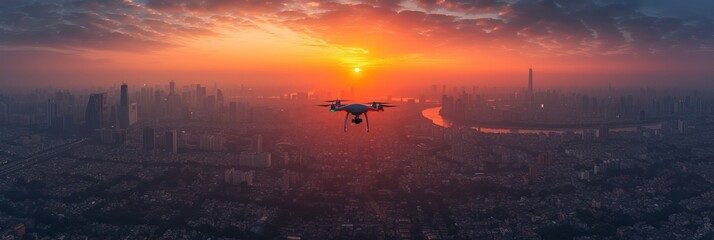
left=0, top=138, right=87, bottom=176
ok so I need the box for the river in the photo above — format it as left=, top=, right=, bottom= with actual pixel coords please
left=421, top=107, right=662, bottom=134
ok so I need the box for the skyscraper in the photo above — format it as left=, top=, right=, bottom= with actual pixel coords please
left=46, top=99, right=57, bottom=128
left=129, top=103, right=138, bottom=125
left=528, top=67, right=534, bottom=108
left=528, top=67, right=533, bottom=93
left=217, top=89, right=224, bottom=107
left=196, top=84, right=206, bottom=106
left=85, top=93, right=106, bottom=131
left=169, top=80, right=175, bottom=96
left=255, top=134, right=263, bottom=153
left=165, top=130, right=178, bottom=154
left=119, top=83, right=130, bottom=128
left=143, top=127, right=155, bottom=152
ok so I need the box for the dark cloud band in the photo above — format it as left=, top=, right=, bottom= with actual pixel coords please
left=0, top=0, right=710, bottom=57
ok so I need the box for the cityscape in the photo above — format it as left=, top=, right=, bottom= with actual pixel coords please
left=1, top=0, right=714, bottom=240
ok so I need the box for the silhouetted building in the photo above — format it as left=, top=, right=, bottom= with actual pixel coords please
left=165, top=130, right=178, bottom=154
left=46, top=99, right=57, bottom=128
left=143, top=127, right=155, bottom=151
left=85, top=93, right=106, bottom=131
left=129, top=102, right=138, bottom=125
left=255, top=134, right=263, bottom=153
left=528, top=67, right=534, bottom=108
left=217, top=88, right=224, bottom=102
left=196, top=84, right=206, bottom=106
left=119, top=83, right=130, bottom=128
left=199, top=134, right=225, bottom=151
left=169, top=80, right=176, bottom=95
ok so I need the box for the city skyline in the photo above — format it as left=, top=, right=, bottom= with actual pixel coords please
left=1, top=76, right=712, bottom=239
left=2, top=1, right=714, bottom=239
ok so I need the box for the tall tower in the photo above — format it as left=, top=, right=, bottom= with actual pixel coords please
left=169, top=80, right=175, bottom=96
left=528, top=66, right=534, bottom=108
left=165, top=130, right=178, bottom=154
left=528, top=66, right=533, bottom=93
left=255, top=134, right=263, bottom=153
left=47, top=99, right=57, bottom=128
left=119, top=83, right=130, bottom=128
left=85, top=93, right=106, bottom=131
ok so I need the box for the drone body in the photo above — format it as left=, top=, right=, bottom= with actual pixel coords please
left=317, top=100, right=395, bottom=132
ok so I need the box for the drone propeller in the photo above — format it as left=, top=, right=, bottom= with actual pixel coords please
left=381, top=105, right=397, bottom=108
left=365, top=102, right=391, bottom=104
left=325, top=99, right=350, bottom=102
left=316, top=104, right=332, bottom=107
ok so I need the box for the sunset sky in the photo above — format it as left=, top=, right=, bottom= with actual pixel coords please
left=1, top=0, right=713, bottom=91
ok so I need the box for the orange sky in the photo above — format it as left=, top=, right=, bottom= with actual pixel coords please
left=1, top=0, right=713, bottom=92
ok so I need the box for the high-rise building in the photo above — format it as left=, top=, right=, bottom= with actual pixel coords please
left=129, top=103, right=138, bottom=125
left=46, top=99, right=57, bottom=128
left=528, top=67, right=534, bottom=107
left=119, top=83, right=130, bottom=128
left=217, top=89, right=224, bottom=107
left=206, top=95, right=216, bottom=114
left=138, top=85, right=152, bottom=119
left=528, top=67, right=533, bottom=93
left=255, top=134, right=263, bottom=153
left=199, top=134, right=213, bottom=151
left=169, top=80, right=175, bottom=96
left=142, top=127, right=155, bottom=151
left=166, top=81, right=180, bottom=116
left=196, top=84, right=206, bottom=106
left=85, top=93, right=106, bottom=131
left=165, top=130, right=178, bottom=154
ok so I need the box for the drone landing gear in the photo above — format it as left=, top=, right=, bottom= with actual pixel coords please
left=343, top=113, right=370, bottom=132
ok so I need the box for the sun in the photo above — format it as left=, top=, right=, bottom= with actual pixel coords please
left=353, top=67, right=361, bottom=73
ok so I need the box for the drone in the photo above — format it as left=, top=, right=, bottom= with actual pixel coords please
left=317, top=100, right=396, bottom=132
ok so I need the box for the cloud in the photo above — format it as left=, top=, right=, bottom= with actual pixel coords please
left=143, top=0, right=292, bottom=13
left=414, top=0, right=508, bottom=13
left=0, top=0, right=218, bottom=51
left=0, top=0, right=710, bottom=59
left=281, top=0, right=714, bottom=58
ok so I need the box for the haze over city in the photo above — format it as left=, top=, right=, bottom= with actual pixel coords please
left=1, top=0, right=714, bottom=240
